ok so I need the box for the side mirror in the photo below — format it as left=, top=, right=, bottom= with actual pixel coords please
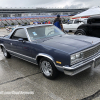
left=18, top=38, right=24, bottom=42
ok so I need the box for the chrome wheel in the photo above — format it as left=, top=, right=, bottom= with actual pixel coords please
left=41, top=61, right=53, bottom=76
left=2, top=47, right=7, bottom=57
left=39, top=58, right=58, bottom=79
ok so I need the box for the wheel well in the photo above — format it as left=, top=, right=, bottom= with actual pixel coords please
left=36, top=56, right=54, bottom=65
left=0, top=45, right=3, bottom=51
left=37, top=56, right=44, bottom=64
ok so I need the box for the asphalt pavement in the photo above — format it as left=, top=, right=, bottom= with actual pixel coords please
left=0, top=28, right=100, bottom=100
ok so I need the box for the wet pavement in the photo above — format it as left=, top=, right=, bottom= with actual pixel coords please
left=0, top=29, right=100, bottom=100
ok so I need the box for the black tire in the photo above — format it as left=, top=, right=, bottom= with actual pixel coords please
left=39, top=57, right=58, bottom=80
left=2, top=47, right=11, bottom=58
left=75, top=30, right=86, bottom=35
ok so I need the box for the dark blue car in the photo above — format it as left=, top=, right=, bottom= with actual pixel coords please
left=0, top=24, right=100, bottom=79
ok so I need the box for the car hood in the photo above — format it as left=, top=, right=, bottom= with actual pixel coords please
left=39, top=34, right=100, bottom=54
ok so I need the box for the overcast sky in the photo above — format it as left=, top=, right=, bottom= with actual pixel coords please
left=0, top=0, right=99, bottom=8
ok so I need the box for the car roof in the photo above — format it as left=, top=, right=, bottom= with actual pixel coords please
left=88, top=16, right=100, bottom=19
left=87, top=16, right=100, bottom=24
left=8, top=24, right=53, bottom=37
left=17, top=24, right=53, bottom=29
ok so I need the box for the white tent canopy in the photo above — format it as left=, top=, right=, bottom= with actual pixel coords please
left=72, top=6, right=100, bottom=19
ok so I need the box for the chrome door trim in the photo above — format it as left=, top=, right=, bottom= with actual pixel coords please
left=24, top=28, right=31, bottom=42
left=7, top=49, right=36, bottom=60
left=11, top=54, right=38, bottom=65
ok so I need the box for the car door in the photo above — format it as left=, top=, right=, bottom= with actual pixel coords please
left=89, top=18, right=100, bottom=37
left=67, top=20, right=74, bottom=30
left=9, top=28, right=34, bottom=62
left=67, top=19, right=81, bottom=30
left=63, top=20, right=73, bottom=30
left=72, top=19, right=80, bottom=30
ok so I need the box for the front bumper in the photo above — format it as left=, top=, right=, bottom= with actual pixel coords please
left=63, top=53, right=100, bottom=76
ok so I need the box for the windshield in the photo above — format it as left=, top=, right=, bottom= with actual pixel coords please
left=27, top=25, right=65, bottom=41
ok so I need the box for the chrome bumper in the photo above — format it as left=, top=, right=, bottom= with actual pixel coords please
left=63, top=53, right=100, bottom=76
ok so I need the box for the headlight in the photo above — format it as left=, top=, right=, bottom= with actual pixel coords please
left=71, top=55, right=76, bottom=61
left=76, top=53, right=81, bottom=58
left=71, top=52, right=83, bottom=65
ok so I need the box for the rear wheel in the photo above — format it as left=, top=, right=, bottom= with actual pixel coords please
left=2, top=47, right=11, bottom=58
left=39, top=58, right=58, bottom=80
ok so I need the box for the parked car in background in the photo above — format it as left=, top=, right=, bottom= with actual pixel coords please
left=75, top=16, right=100, bottom=38
left=1, top=24, right=100, bottom=80
left=63, top=19, right=84, bottom=32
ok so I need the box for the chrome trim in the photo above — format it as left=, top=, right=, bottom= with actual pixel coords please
left=71, top=43, right=100, bottom=65
left=5, top=50, right=63, bottom=69
left=0, top=44, right=37, bottom=65
left=81, top=43, right=100, bottom=53
left=2, top=45, right=100, bottom=72
left=63, top=53, right=100, bottom=70
left=25, top=25, right=54, bottom=42
left=64, top=64, right=92, bottom=76
left=75, top=43, right=100, bottom=54
left=36, top=53, right=63, bottom=68
left=7, top=50, right=56, bottom=65
left=36, top=53, right=54, bottom=62
left=8, top=25, right=53, bottom=38
left=9, top=28, right=31, bottom=42
left=71, top=52, right=83, bottom=65
left=11, top=54, right=38, bottom=65
left=0, top=44, right=5, bottom=47
left=0, top=44, right=6, bottom=50
left=7, top=49, right=36, bottom=60
left=25, top=28, right=32, bottom=42
left=7, top=50, right=63, bottom=68
left=25, top=24, right=53, bottom=29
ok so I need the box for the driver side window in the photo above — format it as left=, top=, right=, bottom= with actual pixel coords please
left=10, top=29, right=28, bottom=41
left=74, top=19, right=79, bottom=24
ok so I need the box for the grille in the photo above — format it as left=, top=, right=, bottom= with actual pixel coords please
left=83, top=44, right=100, bottom=59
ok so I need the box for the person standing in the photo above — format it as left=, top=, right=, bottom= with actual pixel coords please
left=53, top=15, right=64, bottom=31
left=45, top=21, right=48, bottom=24
left=48, top=21, right=51, bottom=24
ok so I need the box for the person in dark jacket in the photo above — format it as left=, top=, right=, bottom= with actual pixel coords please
left=53, top=15, right=64, bottom=31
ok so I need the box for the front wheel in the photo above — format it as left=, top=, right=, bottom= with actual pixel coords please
left=2, top=47, right=11, bottom=58
left=39, top=58, right=58, bottom=80
left=75, top=30, right=86, bottom=35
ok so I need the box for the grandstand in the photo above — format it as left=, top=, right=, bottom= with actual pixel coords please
left=0, top=15, right=70, bottom=26
left=0, top=8, right=88, bottom=27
